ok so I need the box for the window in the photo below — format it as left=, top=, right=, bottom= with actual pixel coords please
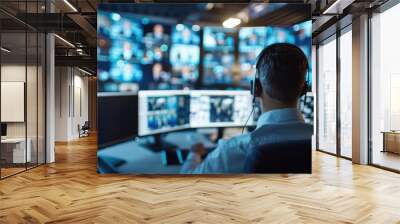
left=317, top=36, right=337, bottom=154
left=370, top=3, right=400, bottom=171
left=339, top=29, right=352, bottom=158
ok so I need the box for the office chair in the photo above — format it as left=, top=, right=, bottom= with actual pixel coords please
left=79, top=121, right=90, bottom=138
left=244, top=139, right=312, bottom=174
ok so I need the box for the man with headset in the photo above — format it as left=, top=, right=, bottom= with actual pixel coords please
left=181, top=43, right=313, bottom=174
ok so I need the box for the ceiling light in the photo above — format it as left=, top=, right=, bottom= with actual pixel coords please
left=322, top=0, right=352, bottom=14
left=222, top=18, right=241, bottom=28
left=54, top=34, right=75, bottom=48
left=78, top=67, right=93, bottom=76
left=1, top=47, right=11, bottom=53
left=63, top=0, right=78, bottom=12
left=206, top=3, right=214, bottom=10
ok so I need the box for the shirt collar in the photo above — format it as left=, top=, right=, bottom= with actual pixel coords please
left=256, top=108, right=304, bottom=128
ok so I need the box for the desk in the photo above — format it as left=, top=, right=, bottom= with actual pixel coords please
left=382, top=131, right=400, bottom=154
left=98, top=140, right=181, bottom=174
left=1, top=138, right=31, bottom=163
left=163, top=131, right=216, bottom=150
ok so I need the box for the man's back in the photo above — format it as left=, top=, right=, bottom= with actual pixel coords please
left=181, top=108, right=313, bottom=174
left=249, top=122, right=313, bottom=150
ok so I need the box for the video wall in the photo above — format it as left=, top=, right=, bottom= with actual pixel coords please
left=98, top=11, right=200, bottom=92
left=203, top=27, right=236, bottom=85
left=98, top=10, right=312, bottom=92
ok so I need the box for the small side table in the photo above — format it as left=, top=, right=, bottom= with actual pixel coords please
left=381, top=131, right=400, bottom=154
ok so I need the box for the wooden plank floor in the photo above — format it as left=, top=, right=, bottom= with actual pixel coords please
left=1, top=135, right=400, bottom=224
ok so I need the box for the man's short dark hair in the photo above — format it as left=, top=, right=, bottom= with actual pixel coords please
left=256, top=43, right=308, bottom=104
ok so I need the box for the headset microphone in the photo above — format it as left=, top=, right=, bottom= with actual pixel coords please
left=243, top=69, right=258, bottom=134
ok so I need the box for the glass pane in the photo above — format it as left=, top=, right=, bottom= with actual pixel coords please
left=371, top=4, right=400, bottom=171
left=38, top=32, right=45, bottom=165
left=317, top=37, right=337, bottom=154
left=1, top=30, right=27, bottom=177
left=340, top=29, right=352, bottom=158
left=27, top=31, right=38, bottom=169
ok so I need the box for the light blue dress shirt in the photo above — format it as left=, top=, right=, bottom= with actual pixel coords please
left=180, top=108, right=313, bottom=174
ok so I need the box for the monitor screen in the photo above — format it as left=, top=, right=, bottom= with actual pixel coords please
left=239, top=21, right=312, bottom=87
left=138, top=90, right=255, bottom=136
left=98, top=10, right=201, bottom=93
left=170, top=24, right=200, bottom=87
left=138, top=90, right=191, bottom=136
left=1, top=123, right=7, bottom=137
left=190, top=90, right=254, bottom=128
left=239, top=27, right=267, bottom=86
left=203, top=27, right=235, bottom=51
left=203, top=52, right=235, bottom=85
left=98, top=11, right=144, bottom=93
left=202, top=27, right=236, bottom=86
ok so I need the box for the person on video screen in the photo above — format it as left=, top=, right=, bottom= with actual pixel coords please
left=181, top=43, right=313, bottom=174
left=148, top=24, right=169, bottom=45
left=179, top=28, right=198, bottom=45
left=151, top=63, right=171, bottom=89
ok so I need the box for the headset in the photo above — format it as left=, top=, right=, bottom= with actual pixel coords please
left=243, top=43, right=310, bottom=133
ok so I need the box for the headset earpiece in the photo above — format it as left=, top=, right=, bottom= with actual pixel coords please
left=253, top=77, right=262, bottom=98
left=301, top=81, right=308, bottom=97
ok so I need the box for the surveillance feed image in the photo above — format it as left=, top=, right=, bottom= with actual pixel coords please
left=97, top=11, right=144, bottom=92
left=146, top=95, right=190, bottom=131
left=189, top=91, right=254, bottom=127
left=97, top=3, right=313, bottom=175
left=97, top=9, right=202, bottom=93
left=202, top=27, right=236, bottom=86
left=209, top=96, right=235, bottom=123
left=170, top=24, right=200, bottom=87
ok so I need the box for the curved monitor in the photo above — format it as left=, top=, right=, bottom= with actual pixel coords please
left=138, top=90, right=255, bottom=136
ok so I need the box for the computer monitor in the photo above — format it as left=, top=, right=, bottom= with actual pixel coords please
left=238, top=22, right=312, bottom=87
left=98, top=9, right=202, bottom=93
left=1, top=123, right=7, bottom=137
left=138, top=90, right=255, bottom=136
left=190, top=90, right=255, bottom=128
left=138, top=90, right=191, bottom=136
left=202, top=27, right=235, bottom=86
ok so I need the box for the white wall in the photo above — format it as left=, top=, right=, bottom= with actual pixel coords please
left=55, top=67, right=89, bottom=141
left=55, top=67, right=69, bottom=141
left=1, top=65, right=42, bottom=137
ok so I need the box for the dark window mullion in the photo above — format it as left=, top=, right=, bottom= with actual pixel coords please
left=336, top=26, right=341, bottom=157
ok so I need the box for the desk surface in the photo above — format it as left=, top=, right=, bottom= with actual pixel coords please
left=1, top=138, right=27, bottom=143
left=98, top=140, right=181, bottom=174
left=163, top=131, right=216, bottom=150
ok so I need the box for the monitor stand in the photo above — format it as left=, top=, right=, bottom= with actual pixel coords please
left=148, top=133, right=181, bottom=166
left=217, top=127, right=225, bottom=141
